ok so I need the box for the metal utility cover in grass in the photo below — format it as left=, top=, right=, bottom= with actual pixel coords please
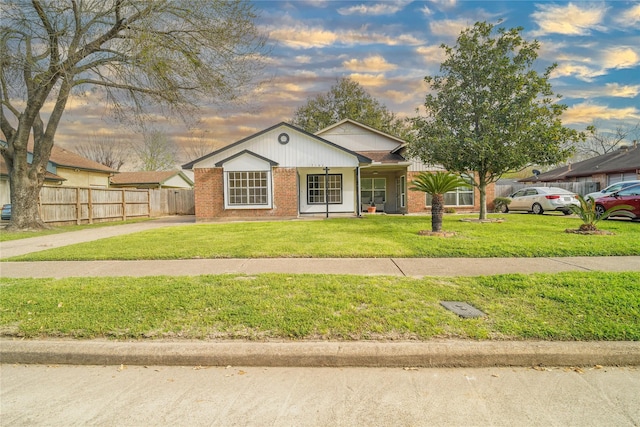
left=440, top=301, right=486, bottom=318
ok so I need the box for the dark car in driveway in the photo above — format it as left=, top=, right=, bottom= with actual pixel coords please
left=595, top=183, right=640, bottom=220
left=1, top=204, right=10, bottom=220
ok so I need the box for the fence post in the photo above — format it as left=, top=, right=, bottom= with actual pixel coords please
left=76, top=187, right=81, bottom=225
left=122, top=189, right=127, bottom=221
left=88, top=188, right=93, bottom=224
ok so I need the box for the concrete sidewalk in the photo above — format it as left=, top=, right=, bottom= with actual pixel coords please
left=2, top=255, right=640, bottom=278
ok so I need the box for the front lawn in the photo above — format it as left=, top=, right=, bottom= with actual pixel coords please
left=8, top=214, right=640, bottom=260
left=1, top=272, right=638, bottom=341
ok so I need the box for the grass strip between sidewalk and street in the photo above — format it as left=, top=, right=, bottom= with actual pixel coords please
left=5, top=214, right=640, bottom=260
left=1, top=272, right=638, bottom=341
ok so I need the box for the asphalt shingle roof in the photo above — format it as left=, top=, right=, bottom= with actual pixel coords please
left=110, top=171, right=182, bottom=185
left=356, top=151, right=406, bottom=163
left=521, top=145, right=639, bottom=182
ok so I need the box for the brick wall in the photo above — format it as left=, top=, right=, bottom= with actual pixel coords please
left=194, top=167, right=298, bottom=221
left=407, top=171, right=430, bottom=214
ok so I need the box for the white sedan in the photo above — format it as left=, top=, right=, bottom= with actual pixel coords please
left=502, top=187, right=579, bottom=215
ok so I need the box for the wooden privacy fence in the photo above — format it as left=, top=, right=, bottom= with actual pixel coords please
left=39, top=187, right=150, bottom=225
left=38, top=186, right=195, bottom=225
left=149, top=189, right=195, bottom=216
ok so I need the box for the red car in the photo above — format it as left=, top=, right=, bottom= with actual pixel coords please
left=595, top=183, right=640, bottom=220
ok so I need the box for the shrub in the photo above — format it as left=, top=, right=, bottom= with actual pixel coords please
left=493, top=197, right=511, bottom=213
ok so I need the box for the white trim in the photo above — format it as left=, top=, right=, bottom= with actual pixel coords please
left=222, top=165, right=273, bottom=210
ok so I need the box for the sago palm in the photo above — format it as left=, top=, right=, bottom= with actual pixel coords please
left=567, top=195, right=633, bottom=232
left=410, top=172, right=471, bottom=232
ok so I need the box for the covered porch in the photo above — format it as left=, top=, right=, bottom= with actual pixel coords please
left=359, top=163, right=410, bottom=215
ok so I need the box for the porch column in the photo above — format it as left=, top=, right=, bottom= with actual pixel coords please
left=356, top=166, right=361, bottom=216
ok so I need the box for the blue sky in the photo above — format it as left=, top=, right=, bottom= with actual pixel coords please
left=55, top=1, right=640, bottom=162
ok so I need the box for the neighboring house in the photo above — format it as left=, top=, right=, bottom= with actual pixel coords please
left=520, top=143, right=640, bottom=190
left=183, top=119, right=491, bottom=221
left=0, top=144, right=116, bottom=205
left=110, top=171, right=194, bottom=189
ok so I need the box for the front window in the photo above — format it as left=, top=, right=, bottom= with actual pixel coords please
left=426, top=177, right=474, bottom=206
left=308, top=174, right=342, bottom=204
left=361, top=178, right=386, bottom=205
left=227, top=171, right=268, bottom=205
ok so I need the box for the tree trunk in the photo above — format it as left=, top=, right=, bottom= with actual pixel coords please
left=6, top=158, right=47, bottom=231
left=431, top=194, right=444, bottom=232
left=478, top=179, right=488, bottom=220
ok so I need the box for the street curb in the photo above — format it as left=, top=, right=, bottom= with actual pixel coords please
left=2, top=340, right=639, bottom=367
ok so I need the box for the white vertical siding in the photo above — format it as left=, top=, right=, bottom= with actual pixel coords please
left=318, top=122, right=402, bottom=152
left=162, top=175, right=192, bottom=188
left=192, top=126, right=360, bottom=169
left=298, top=167, right=356, bottom=214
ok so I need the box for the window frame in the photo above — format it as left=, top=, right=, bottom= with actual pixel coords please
left=361, top=177, right=387, bottom=206
left=425, top=178, right=474, bottom=207
left=307, top=174, right=343, bottom=205
left=225, top=170, right=271, bottom=208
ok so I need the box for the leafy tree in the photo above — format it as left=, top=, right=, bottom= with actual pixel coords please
left=0, top=0, right=267, bottom=230
left=409, top=172, right=470, bottom=232
left=410, top=21, right=580, bottom=220
left=134, top=129, right=178, bottom=171
left=76, top=133, right=130, bottom=171
left=291, top=77, right=412, bottom=140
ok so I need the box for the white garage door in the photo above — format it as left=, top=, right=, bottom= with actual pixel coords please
left=608, top=172, right=638, bottom=185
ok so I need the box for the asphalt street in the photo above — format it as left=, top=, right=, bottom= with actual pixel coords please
left=2, top=364, right=639, bottom=426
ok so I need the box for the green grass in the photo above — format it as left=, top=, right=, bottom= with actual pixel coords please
left=0, top=218, right=152, bottom=242
left=8, top=214, right=640, bottom=261
left=1, top=272, right=638, bottom=341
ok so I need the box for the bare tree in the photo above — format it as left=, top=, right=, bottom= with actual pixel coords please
left=75, top=133, right=130, bottom=171
left=576, top=121, right=640, bottom=160
left=1, top=0, right=268, bottom=230
left=133, top=129, right=177, bottom=171
left=182, top=130, right=216, bottom=164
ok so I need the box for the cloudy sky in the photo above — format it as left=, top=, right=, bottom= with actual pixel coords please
left=52, top=0, right=640, bottom=166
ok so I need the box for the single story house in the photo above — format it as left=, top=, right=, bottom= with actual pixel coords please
left=110, top=171, right=194, bottom=189
left=520, top=143, right=639, bottom=190
left=1, top=144, right=116, bottom=205
left=183, top=119, right=492, bottom=221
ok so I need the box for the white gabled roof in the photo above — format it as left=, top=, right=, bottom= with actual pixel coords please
left=316, top=119, right=406, bottom=145
left=182, top=122, right=372, bottom=170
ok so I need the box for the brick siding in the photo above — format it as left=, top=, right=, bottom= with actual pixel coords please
left=194, top=167, right=298, bottom=221
left=406, top=171, right=495, bottom=214
left=195, top=167, right=496, bottom=220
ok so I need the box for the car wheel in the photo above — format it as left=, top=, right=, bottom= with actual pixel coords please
left=532, top=203, right=544, bottom=215
left=562, top=210, right=572, bottom=215
left=595, top=204, right=606, bottom=219
left=500, top=204, right=509, bottom=213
